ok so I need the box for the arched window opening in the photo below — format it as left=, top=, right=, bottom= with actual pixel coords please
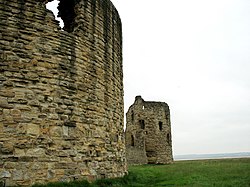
left=131, top=135, right=135, bottom=146
left=159, top=121, right=163, bottom=131
left=131, top=111, right=134, bottom=122
left=139, top=119, right=145, bottom=129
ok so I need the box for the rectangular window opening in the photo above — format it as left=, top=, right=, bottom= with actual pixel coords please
left=159, top=121, right=163, bottom=131
left=139, top=119, right=145, bottom=129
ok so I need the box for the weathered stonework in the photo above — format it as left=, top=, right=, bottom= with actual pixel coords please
left=0, top=0, right=126, bottom=186
left=125, top=96, right=173, bottom=165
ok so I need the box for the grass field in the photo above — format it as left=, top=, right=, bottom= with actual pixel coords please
left=33, top=158, right=250, bottom=187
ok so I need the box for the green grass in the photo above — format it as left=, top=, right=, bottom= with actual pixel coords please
left=33, top=158, right=250, bottom=187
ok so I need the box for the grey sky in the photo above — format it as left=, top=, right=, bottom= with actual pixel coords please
left=47, top=0, right=250, bottom=155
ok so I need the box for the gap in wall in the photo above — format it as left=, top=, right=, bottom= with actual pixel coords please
left=46, top=0, right=64, bottom=28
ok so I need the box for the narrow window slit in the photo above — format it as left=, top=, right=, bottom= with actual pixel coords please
left=167, top=133, right=171, bottom=144
left=139, top=120, right=145, bottom=129
left=131, top=135, right=135, bottom=146
left=159, top=121, right=163, bottom=131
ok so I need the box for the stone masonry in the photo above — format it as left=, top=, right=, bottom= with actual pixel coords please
left=0, top=0, right=127, bottom=186
left=125, top=96, right=173, bottom=165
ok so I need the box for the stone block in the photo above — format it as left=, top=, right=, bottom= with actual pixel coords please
left=0, top=170, right=11, bottom=178
left=0, top=142, right=14, bottom=154
left=26, top=148, right=45, bottom=157
left=12, top=170, right=23, bottom=181
left=50, top=126, right=62, bottom=137
left=15, top=139, right=32, bottom=149
left=14, top=148, right=26, bottom=156
left=0, top=97, right=13, bottom=109
left=27, top=124, right=40, bottom=136
left=0, top=90, right=15, bottom=97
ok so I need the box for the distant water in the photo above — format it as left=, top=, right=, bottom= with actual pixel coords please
left=174, top=152, right=250, bottom=161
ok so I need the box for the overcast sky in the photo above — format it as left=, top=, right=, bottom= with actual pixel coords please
left=47, top=0, right=250, bottom=155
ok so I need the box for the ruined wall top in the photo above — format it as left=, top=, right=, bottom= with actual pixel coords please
left=131, top=95, right=170, bottom=112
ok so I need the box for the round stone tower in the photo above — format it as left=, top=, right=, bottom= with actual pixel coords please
left=0, top=0, right=126, bottom=186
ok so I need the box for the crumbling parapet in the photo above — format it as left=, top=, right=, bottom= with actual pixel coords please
left=125, top=96, right=173, bottom=165
left=0, top=0, right=126, bottom=186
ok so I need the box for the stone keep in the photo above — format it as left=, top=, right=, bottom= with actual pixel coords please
left=125, top=96, right=173, bottom=165
left=0, top=0, right=126, bottom=186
